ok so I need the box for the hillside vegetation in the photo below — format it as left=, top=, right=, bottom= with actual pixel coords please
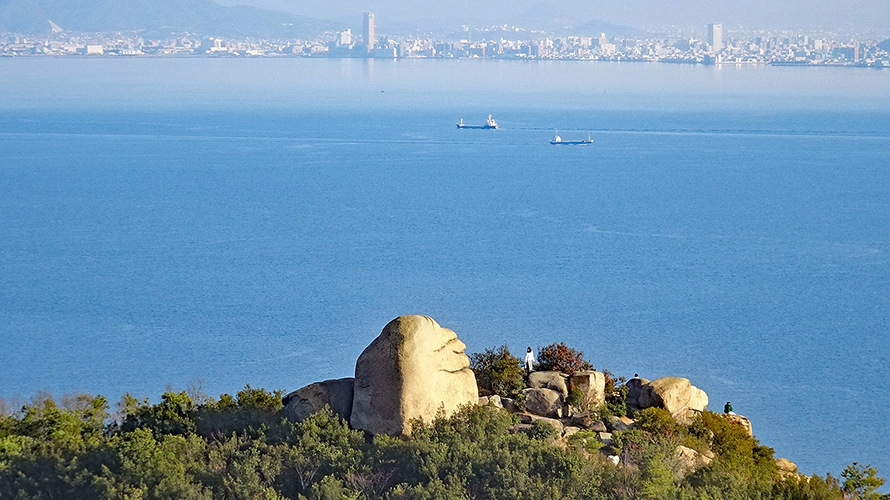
left=1, top=383, right=884, bottom=500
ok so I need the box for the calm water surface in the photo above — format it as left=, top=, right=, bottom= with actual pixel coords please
left=1, top=58, right=889, bottom=480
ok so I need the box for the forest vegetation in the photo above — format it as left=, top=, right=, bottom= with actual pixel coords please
left=0, top=344, right=886, bottom=500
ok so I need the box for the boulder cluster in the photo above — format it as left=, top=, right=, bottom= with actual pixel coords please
left=283, top=315, right=793, bottom=475
left=479, top=371, right=710, bottom=453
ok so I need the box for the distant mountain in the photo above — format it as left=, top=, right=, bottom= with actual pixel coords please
left=511, top=2, right=647, bottom=37
left=571, top=19, right=647, bottom=39
left=0, top=0, right=339, bottom=38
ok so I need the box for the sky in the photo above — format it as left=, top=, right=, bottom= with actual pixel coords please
left=215, top=0, right=890, bottom=33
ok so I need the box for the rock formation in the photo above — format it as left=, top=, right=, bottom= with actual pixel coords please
left=569, top=371, right=606, bottom=408
left=528, top=371, right=569, bottom=397
left=624, top=376, right=650, bottom=413
left=720, top=413, right=753, bottom=436
left=281, top=315, right=769, bottom=474
left=775, top=458, right=799, bottom=479
left=517, top=412, right=565, bottom=434
left=521, top=387, right=564, bottom=418
left=283, top=377, right=354, bottom=423
left=636, top=377, right=708, bottom=414
left=350, top=315, right=478, bottom=436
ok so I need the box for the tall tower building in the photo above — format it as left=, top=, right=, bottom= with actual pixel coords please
left=708, top=23, right=723, bottom=52
left=363, top=13, right=375, bottom=53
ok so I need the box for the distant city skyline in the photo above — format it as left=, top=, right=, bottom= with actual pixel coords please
left=6, top=14, right=887, bottom=68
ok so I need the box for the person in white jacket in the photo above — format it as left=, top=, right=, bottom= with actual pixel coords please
left=524, top=347, right=536, bottom=374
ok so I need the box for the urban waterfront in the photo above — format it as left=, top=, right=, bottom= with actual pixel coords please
left=3, top=14, right=890, bottom=67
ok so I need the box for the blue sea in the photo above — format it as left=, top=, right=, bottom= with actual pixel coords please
left=1, top=58, right=889, bottom=481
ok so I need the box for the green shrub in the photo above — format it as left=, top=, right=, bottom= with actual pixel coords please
left=0, top=386, right=856, bottom=500
left=566, top=388, right=584, bottom=409
left=524, top=420, right=559, bottom=441
left=566, top=429, right=602, bottom=454
left=536, top=342, right=592, bottom=374
left=636, top=407, right=681, bottom=437
left=513, top=392, right=527, bottom=412
left=196, top=385, right=288, bottom=440
left=602, top=369, right=620, bottom=394
left=470, top=345, right=525, bottom=396
left=595, top=384, right=628, bottom=420
left=841, top=462, right=886, bottom=500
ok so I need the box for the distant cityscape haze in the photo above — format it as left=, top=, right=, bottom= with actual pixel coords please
left=215, top=0, right=890, bottom=32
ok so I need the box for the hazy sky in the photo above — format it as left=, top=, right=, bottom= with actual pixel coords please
left=216, top=0, right=890, bottom=32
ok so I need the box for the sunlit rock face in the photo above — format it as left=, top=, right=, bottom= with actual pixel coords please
left=637, top=377, right=708, bottom=414
left=282, top=378, right=354, bottom=423
left=350, top=315, right=478, bottom=436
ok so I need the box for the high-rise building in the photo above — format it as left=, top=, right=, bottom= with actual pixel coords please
left=708, top=23, right=723, bottom=52
left=338, top=29, right=352, bottom=47
left=363, top=13, right=375, bottom=53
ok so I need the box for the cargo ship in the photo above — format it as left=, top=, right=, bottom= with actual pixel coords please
left=550, top=132, right=593, bottom=145
left=457, top=115, right=498, bottom=129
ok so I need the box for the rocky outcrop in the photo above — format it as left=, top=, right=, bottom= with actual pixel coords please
left=607, top=415, right=637, bottom=431
left=350, top=315, right=478, bottom=436
left=624, top=376, right=650, bottom=413
left=529, top=371, right=569, bottom=397
left=637, top=377, right=708, bottom=414
left=521, top=387, right=564, bottom=418
left=479, top=395, right=503, bottom=408
left=500, top=397, right=518, bottom=413
left=569, top=411, right=597, bottom=429
left=597, top=431, right=614, bottom=447
left=720, top=413, right=753, bottom=436
left=517, top=413, right=565, bottom=434
left=283, top=377, right=354, bottom=423
left=590, top=421, right=608, bottom=433
left=282, top=315, right=778, bottom=476
left=569, top=371, right=606, bottom=408
left=687, top=386, right=708, bottom=413
left=775, top=458, right=799, bottom=479
left=776, top=458, right=798, bottom=473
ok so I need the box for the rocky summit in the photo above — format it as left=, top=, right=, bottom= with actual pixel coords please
left=282, top=315, right=799, bottom=480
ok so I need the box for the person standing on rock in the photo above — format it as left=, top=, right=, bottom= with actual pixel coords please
left=524, top=347, right=536, bottom=374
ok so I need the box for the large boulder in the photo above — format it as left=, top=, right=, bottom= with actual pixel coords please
left=283, top=378, right=354, bottom=422
left=521, top=387, right=564, bottom=418
left=529, top=371, right=569, bottom=397
left=687, top=386, right=708, bottom=413
left=776, top=458, right=798, bottom=474
left=569, top=371, right=606, bottom=408
left=624, top=376, right=650, bottom=413
left=350, top=315, right=478, bottom=436
left=637, top=377, right=708, bottom=414
left=569, top=411, right=597, bottom=429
